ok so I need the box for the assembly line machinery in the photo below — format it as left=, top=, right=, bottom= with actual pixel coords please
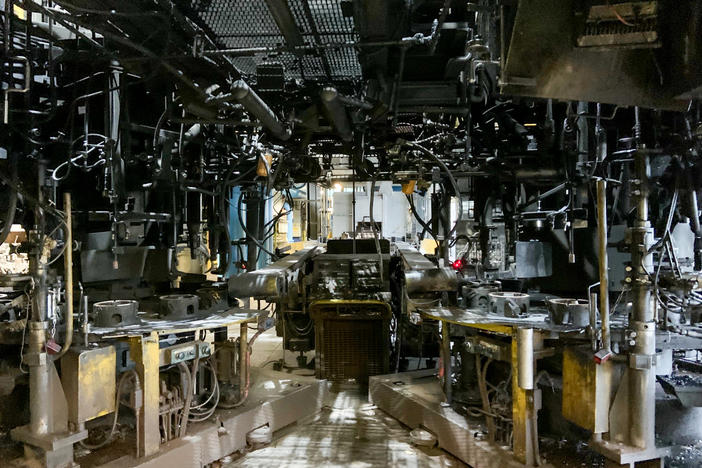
left=1, top=0, right=702, bottom=467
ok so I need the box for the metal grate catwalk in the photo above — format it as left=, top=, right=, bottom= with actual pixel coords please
left=188, top=0, right=361, bottom=80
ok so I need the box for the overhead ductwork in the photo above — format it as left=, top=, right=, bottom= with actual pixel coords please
left=231, top=80, right=292, bottom=141
left=320, top=87, right=353, bottom=142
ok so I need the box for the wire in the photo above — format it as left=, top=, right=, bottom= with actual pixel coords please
left=79, top=370, right=139, bottom=449
left=606, top=0, right=635, bottom=27
left=406, top=194, right=436, bottom=241
left=369, top=177, right=384, bottom=281
left=236, top=190, right=278, bottom=261
left=405, top=141, right=463, bottom=240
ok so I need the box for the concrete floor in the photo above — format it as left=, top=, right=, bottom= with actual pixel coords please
left=224, top=327, right=465, bottom=468
left=227, top=326, right=702, bottom=468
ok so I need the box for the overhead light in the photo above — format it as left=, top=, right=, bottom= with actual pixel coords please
left=333, top=183, right=343, bottom=192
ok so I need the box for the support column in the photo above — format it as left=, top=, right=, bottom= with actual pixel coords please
left=627, top=142, right=656, bottom=450
left=512, top=328, right=538, bottom=466
left=128, top=332, right=160, bottom=457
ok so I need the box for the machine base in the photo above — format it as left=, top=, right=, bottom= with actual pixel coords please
left=369, top=369, right=548, bottom=468
left=591, top=438, right=670, bottom=467
left=8, top=368, right=326, bottom=468
left=93, top=368, right=326, bottom=467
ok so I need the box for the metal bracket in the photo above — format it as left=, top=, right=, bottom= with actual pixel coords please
left=629, top=353, right=654, bottom=370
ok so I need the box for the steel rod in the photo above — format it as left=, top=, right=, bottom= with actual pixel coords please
left=55, top=193, right=73, bottom=358
left=596, top=179, right=611, bottom=352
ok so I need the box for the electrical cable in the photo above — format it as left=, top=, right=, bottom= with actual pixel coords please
left=79, top=370, right=139, bottom=449
left=406, top=194, right=436, bottom=241
left=177, top=360, right=195, bottom=436
left=236, top=191, right=279, bottom=261
left=476, top=355, right=496, bottom=441
left=405, top=141, right=463, bottom=239
left=369, top=177, right=384, bottom=282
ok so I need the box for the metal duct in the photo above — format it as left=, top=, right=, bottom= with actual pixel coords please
left=231, top=80, right=291, bottom=140
left=320, top=87, right=353, bottom=142
left=404, top=268, right=457, bottom=294
left=264, top=0, right=304, bottom=51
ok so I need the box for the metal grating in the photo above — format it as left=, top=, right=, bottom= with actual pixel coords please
left=321, top=319, right=386, bottom=382
left=310, top=0, right=361, bottom=79
left=188, top=0, right=360, bottom=80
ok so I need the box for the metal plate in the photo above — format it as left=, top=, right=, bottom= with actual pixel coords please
left=61, top=346, right=117, bottom=425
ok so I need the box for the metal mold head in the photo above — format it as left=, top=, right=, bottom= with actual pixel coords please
left=547, top=298, right=589, bottom=327
left=158, top=294, right=201, bottom=320
left=92, top=300, right=140, bottom=327
left=488, top=291, right=530, bottom=318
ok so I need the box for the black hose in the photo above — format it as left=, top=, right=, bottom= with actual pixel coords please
left=236, top=191, right=278, bottom=261
left=369, top=178, right=384, bottom=280
left=406, top=194, right=436, bottom=241
left=405, top=141, right=463, bottom=239
left=0, top=153, right=18, bottom=246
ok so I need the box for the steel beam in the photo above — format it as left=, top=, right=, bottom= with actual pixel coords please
left=264, top=0, right=304, bottom=51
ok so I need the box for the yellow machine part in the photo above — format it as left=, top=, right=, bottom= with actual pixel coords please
left=562, top=346, right=622, bottom=433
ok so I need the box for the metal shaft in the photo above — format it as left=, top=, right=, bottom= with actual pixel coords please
left=56, top=193, right=73, bottom=358
left=239, top=322, right=248, bottom=402
left=517, top=328, right=534, bottom=390
left=82, top=294, right=89, bottom=347
left=596, top=179, right=610, bottom=351
left=628, top=135, right=656, bottom=449
left=28, top=162, right=50, bottom=436
left=589, top=289, right=598, bottom=351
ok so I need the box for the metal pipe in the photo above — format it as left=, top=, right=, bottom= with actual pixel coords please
left=596, top=180, right=611, bottom=352
left=589, top=290, right=598, bottom=351
left=263, top=0, right=304, bottom=51
left=320, top=87, right=353, bottom=142
left=55, top=193, right=73, bottom=359
left=231, top=80, right=291, bottom=141
left=514, top=168, right=561, bottom=180
left=239, top=322, right=248, bottom=403
left=28, top=321, right=49, bottom=435
left=203, top=36, right=435, bottom=57
left=628, top=142, right=656, bottom=450
left=28, top=162, right=49, bottom=436
left=336, top=94, right=373, bottom=110
left=404, top=268, right=457, bottom=293
left=588, top=282, right=600, bottom=351
left=685, top=162, right=702, bottom=270
left=427, top=0, right=451, bottom=55
left=82, top=294, right=89, bottom=347
left=517, top=328, right=534, bottom=390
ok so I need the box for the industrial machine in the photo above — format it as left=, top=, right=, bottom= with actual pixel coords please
left=229, top=239, right=456, bottom=383
left=0, top=0, right=701, bottom=467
